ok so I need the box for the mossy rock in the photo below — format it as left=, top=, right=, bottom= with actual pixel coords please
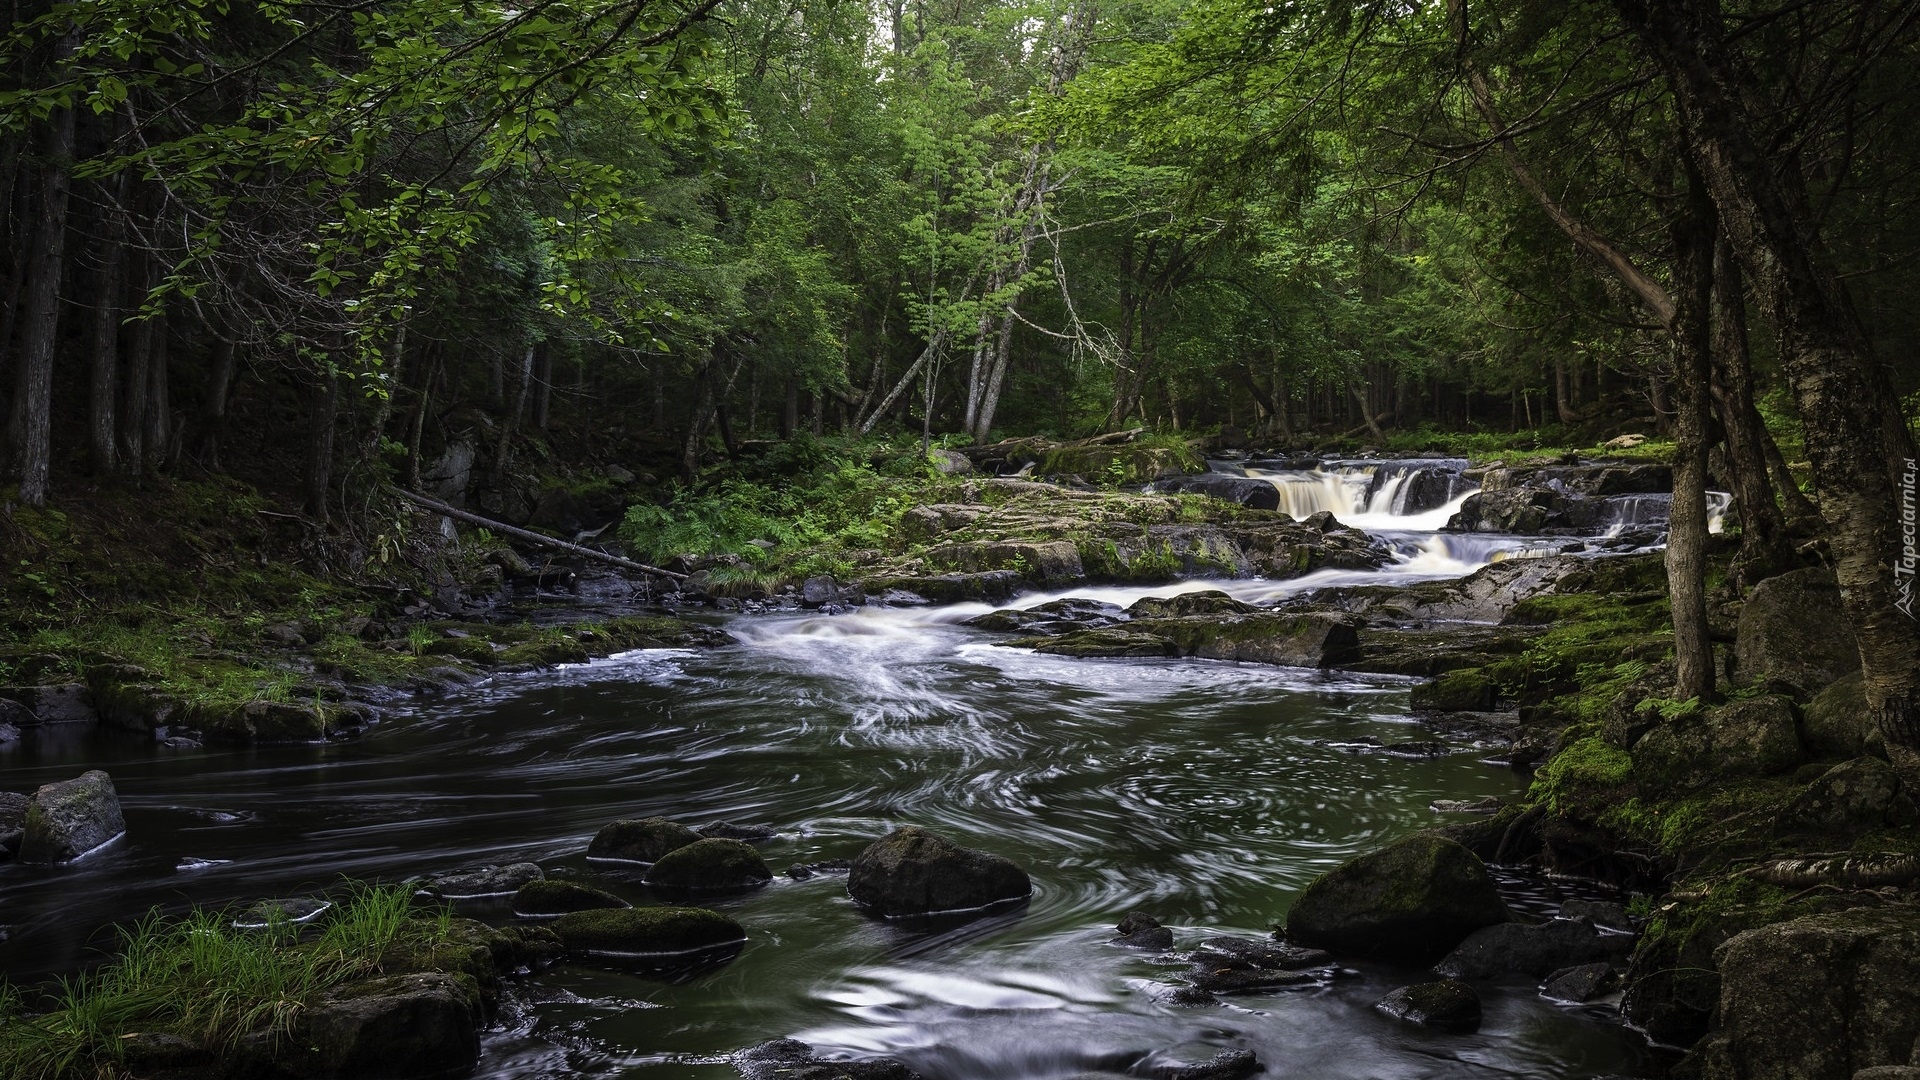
left=1125, top=590, right=1258, bottom=619
left=1410, top=669, right=1497, bottom=712
left=1005, top=629, right=1176, bottom=658
left=643, top=838, right=773, bottom=892
left=497, top=638, right=592, bottom=667
left=1733, top=567, right=1861, bottom=698
left=19, top=769, right=125, bottom=864
left=587, top=817, right=701, bottom=864
left=550, top=906, right=746, bottom=957
left=1283, top=833, right=1510, bottom=964
left=1776, top=757, right=1919, bottom=834
left=846, top=826, right=1032, bottom=919
left=1631, top=696, right=1805, bottom=793
left=512, top=879, right=631, bottom=918
left=1802, top=672, right=1882, bottom=760
left=422, top=636, right=500, bottom=664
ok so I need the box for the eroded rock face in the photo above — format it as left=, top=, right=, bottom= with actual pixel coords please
left=587, top=817, right=701, bottom=865
left=1735, top=567, right=1862, bottom=697
left=846, top=826, right=1031, bottom=919
left=1684, top=909, right=1920, bottom=1080
left=1630, top=696, right=1805, bottom=792
left=1283, top=833, right=1510, bottom=964
left=1150, top=474, right=1281, bottom=511
left=19, top=770, right=125, bottom=864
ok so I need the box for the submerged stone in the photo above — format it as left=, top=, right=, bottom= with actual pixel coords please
left=735, top=1038, right=924, bottom=1080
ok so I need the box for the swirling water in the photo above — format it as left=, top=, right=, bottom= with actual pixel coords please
left=0, top=590, right=1655, bottom=1079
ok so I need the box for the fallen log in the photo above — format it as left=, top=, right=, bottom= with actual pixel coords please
left=387, top=487, right=689, bottom=581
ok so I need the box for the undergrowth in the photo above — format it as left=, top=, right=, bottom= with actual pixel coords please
left=0, top=884, right=448, bottom=1080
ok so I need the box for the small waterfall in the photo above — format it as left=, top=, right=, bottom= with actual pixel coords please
left=1599, top=491, right=1734, bottom=536
left=1242, top=461, right=1479, bottom=532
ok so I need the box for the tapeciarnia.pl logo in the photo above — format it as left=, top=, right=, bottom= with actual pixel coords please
left=1901, top=457, right=1918, bottom=619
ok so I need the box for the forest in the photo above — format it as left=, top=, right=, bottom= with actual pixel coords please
left=3, top=0, right=1920, bottom=1079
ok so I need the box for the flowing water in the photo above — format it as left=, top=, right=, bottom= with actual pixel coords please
left=0, top=462, right=1667, bottom=1080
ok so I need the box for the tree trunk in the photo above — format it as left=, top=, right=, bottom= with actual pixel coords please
left=1708, top=234, right=1791, bottom=582
left=1666, top=181, right=1717, bottom=703
left=493, top=343, right=534, bottom=483
left=200, top=336, right=237, bottom=473
left=973, top=306, right=1020, bottom=442
left=9, top=95, right=75, bottom=506
left=780, top=376, right=798, bottom=439
left=145, top=319, right=171, bottom=473
left=305, top=370, right=339, bottom=521
left=532, top=342, right=552, bottom=430
left=87, top=173, right=129, bottom=478
left=405, top=353, right=440, bottom=492
left=1613, top=0, right=1920, bottom=779
left=1761, top=425, right=1821, bottom=525
left=1555, top=360, right=1579, bottom=424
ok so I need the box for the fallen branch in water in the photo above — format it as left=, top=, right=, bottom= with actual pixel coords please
left=387, top=487, right=689, bottom=581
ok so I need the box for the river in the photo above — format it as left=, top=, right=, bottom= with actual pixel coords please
left=0, top=464, right=1667, bottom=1079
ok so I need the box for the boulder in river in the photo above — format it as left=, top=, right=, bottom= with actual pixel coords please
left=1734, top=567, right=1861, bottom=697
left=550, top=906, right=746, bottom=959
left=1124, top=591, right=1259, bottom=619
left=417, top=862, right=544, bottom=900
left=1114, top=911, right=1174, bottom=950
left=1541, top=961, right=1617, bottom=1003
left=18, top=769, right=125, bottom=864
left=846, top=826, right=1032, bottom=918
left=1375, top=979, right=1482, bottom=1033
left=736, top=1038, right=924, bottom=1080
left=512, top=879, right=631, bottom=918
left=1182, top=935, right=1333, bottom=994
left=235, top=971, right=482, bottom=1080
left=1433, top=918, right=1622, bottom=979
left=1284, top=833, right=1511, bottom=964
left=1682, top=908, right=1920, bottom=1080
left=643, top=838, right=773, bottom=893
left=587, top=816, right=701, bottom=864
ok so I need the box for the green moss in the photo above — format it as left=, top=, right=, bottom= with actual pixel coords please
left=1529, top=736, right=1634, bottom=817
left=548, top=906, right=745, bottom=955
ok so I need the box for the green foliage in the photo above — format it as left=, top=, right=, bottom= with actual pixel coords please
left=0, top=884, right=443, bottom=1080
left=619, top=439, right=946, bottom=568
